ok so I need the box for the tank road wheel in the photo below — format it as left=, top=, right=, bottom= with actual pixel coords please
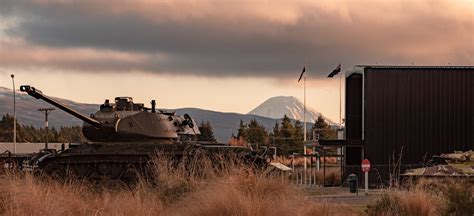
left=97, top=163, right=111, bottom=176
left=44, top=164, right=67, bottom=182
left=119, top=163, right=141, bottom=185
left=104, top=179, right=131, bottom=191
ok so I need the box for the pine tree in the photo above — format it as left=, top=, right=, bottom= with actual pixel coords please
left=246, top=118, right=268, bottom=145
left=197, top=121, right=216, bottom=142
left=0, top=114, right=21, bottom=142
left=269, top=115, right=295, bottom=152
left=236, top=120, right=247, bottom=140
left=280, top=115, right=294, bottom=138
left=311, top=116, right=336, bottom=140
left=293, top=120, right=304, bottom=147
left=0, top=114, right=88, bottom=143
left=272, top=122, right=280, bottom=137
left=271, top=121, right=281, bottom=145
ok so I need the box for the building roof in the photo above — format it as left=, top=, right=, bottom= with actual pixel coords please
left=346, top=65, right=474, bottom=77
left=355, top=65, right=474, bottom=70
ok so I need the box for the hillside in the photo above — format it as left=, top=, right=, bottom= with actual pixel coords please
left=0, top=87, right=314, bottom=142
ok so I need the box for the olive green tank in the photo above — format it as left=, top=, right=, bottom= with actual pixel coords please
left=20, top=85, right=268, bottom=182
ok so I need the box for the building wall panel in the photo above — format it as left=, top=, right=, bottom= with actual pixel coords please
left=345, top=73, right=363, bottom=165
left=363, top=68, right=474, bottom=167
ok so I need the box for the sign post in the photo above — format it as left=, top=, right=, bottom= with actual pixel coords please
left=361, top=159, right=371, bottom=195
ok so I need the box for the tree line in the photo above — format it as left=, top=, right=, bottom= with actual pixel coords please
left=1, top=112, right=337, bottom=153
left=198, top=114, right=337, bottom=154
left=0, top=114, right=87, bottom=143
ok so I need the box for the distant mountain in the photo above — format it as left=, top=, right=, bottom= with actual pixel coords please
left=0, top=87, right=97, bottom=128
left=0, top=87, right=311, bottom=143
left=248, top=96, right=334, bottom=124
left=171, top=108, right=288, bottom=143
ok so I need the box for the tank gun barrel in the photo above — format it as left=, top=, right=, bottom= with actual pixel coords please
left=20, top=85, right=102, bottom=128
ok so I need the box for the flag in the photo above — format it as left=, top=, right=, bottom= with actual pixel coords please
left=327, top=64, right=341, bottom=78
left=298, top=65, right=306, bottom=82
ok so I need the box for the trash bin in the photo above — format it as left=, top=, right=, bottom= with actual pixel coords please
left=348, top=174, right=357, bottom=193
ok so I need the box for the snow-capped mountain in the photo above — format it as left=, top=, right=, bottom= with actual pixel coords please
left=248, top=96, right=334, bottom=124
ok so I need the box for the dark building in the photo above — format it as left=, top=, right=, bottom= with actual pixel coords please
left=343, top=65, right=474, bottom=185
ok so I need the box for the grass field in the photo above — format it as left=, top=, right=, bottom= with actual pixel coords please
left=0, top=153, right=360, bottom=216
left=0, top=153, right=472, bottom=216
left=366, top=178, right=474, bottom=216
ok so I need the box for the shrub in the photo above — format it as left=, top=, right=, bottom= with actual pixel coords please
left=442, top=180, right=474, bottom=216
left=368, top=179, right=474, bottom=216
left=367, top=190, right=443, bottom=216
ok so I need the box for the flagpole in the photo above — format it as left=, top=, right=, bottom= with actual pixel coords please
left=303, top=68, right=307, bottom=171
left=339, top=69, right=342, bottom=126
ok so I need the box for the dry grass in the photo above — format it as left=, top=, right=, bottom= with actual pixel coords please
left=0, top=174, right=164, bottom=216
left=367, top=189, right=444, bottom=216
left=171, top=171, right=356, bottom=216
left=0, top=152, right=359, bottom=216
left=367, top=179, right=474, bottom=216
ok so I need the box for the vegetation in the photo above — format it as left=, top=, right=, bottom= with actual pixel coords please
left=272, top=115, right=299, bottom=150
left=0, top=114, right=87, bottom=143
left=0, top=153, right=359, bottom=216
left=230, top=119, right=269, bottom=147
left=197, top=121, right=216, bottom=142
left=230, top=115, right=336, bottom=155
left=367, top=179, right=474, bottom=216
left=310, top=115, right=337, bottom=140
left=245, top=119, right=269, bottom=145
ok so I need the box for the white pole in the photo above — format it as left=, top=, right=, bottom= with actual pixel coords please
left=316, top=156, right=320, bottom=171
left=11, top=74, right=16, bottom=154
left=339, top=72, right=342, bottom=126
left=303, top=73, right=307, bottom=171
left=365, top=172, right=369, bottom=195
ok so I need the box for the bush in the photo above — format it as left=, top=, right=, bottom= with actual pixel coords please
left=440, top=180, right=474, bottom=216
left=368, top=179, right=474, bottom=216
left=367, top=190, right=443, bottom=216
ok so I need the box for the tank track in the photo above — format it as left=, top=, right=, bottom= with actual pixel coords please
left=36, top=154, right=157, bottom=183
left=31, top=144, right=269, bottom=184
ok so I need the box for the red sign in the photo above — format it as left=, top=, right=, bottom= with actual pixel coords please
left=361, top=159, right=371, bottom=172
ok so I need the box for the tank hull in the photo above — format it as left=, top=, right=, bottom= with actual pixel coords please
left=32, top=142, right=268, bottom=182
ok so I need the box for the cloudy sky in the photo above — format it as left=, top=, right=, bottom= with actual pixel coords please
left=0, top=0, right=472, bottom=121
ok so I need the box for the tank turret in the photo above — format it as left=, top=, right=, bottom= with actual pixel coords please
left=20, top=85, right=200, bottom=142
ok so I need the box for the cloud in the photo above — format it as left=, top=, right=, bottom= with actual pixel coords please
left=0, top=39, right=155, bottom=72
left=0, top=0, right=472, bottom=78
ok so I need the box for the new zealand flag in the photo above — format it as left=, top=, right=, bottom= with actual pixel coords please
left=327, top=64, right=341, bottom=78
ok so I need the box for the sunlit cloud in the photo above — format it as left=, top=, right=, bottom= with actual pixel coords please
left=0, top=0, right=472, bottom=79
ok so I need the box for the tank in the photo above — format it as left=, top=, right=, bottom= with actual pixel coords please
left=19, top=85, right=268, bottom=182
left=20, top=85, right=200, bottom=142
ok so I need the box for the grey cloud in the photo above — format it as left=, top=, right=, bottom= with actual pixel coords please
left=1, top=0, right=472, bottom=78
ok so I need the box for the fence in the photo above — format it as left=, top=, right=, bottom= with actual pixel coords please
left=0, top=142, right=68, bottom=153
left=343, top=164, right=427, bottom=187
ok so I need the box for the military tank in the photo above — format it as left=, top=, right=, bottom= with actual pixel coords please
left=19, top=85, right=268, bottom=182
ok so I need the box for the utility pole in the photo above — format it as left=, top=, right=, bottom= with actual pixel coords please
left=10, top=74, right=16, bottom=153
left=38, top=108, right=55, bottom=149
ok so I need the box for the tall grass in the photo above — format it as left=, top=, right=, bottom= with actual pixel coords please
left=0, top=151, right=358, bottom=216
left=0, top=174, right=164, bottom=216
left=367, top=179, right=474, bottom=216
